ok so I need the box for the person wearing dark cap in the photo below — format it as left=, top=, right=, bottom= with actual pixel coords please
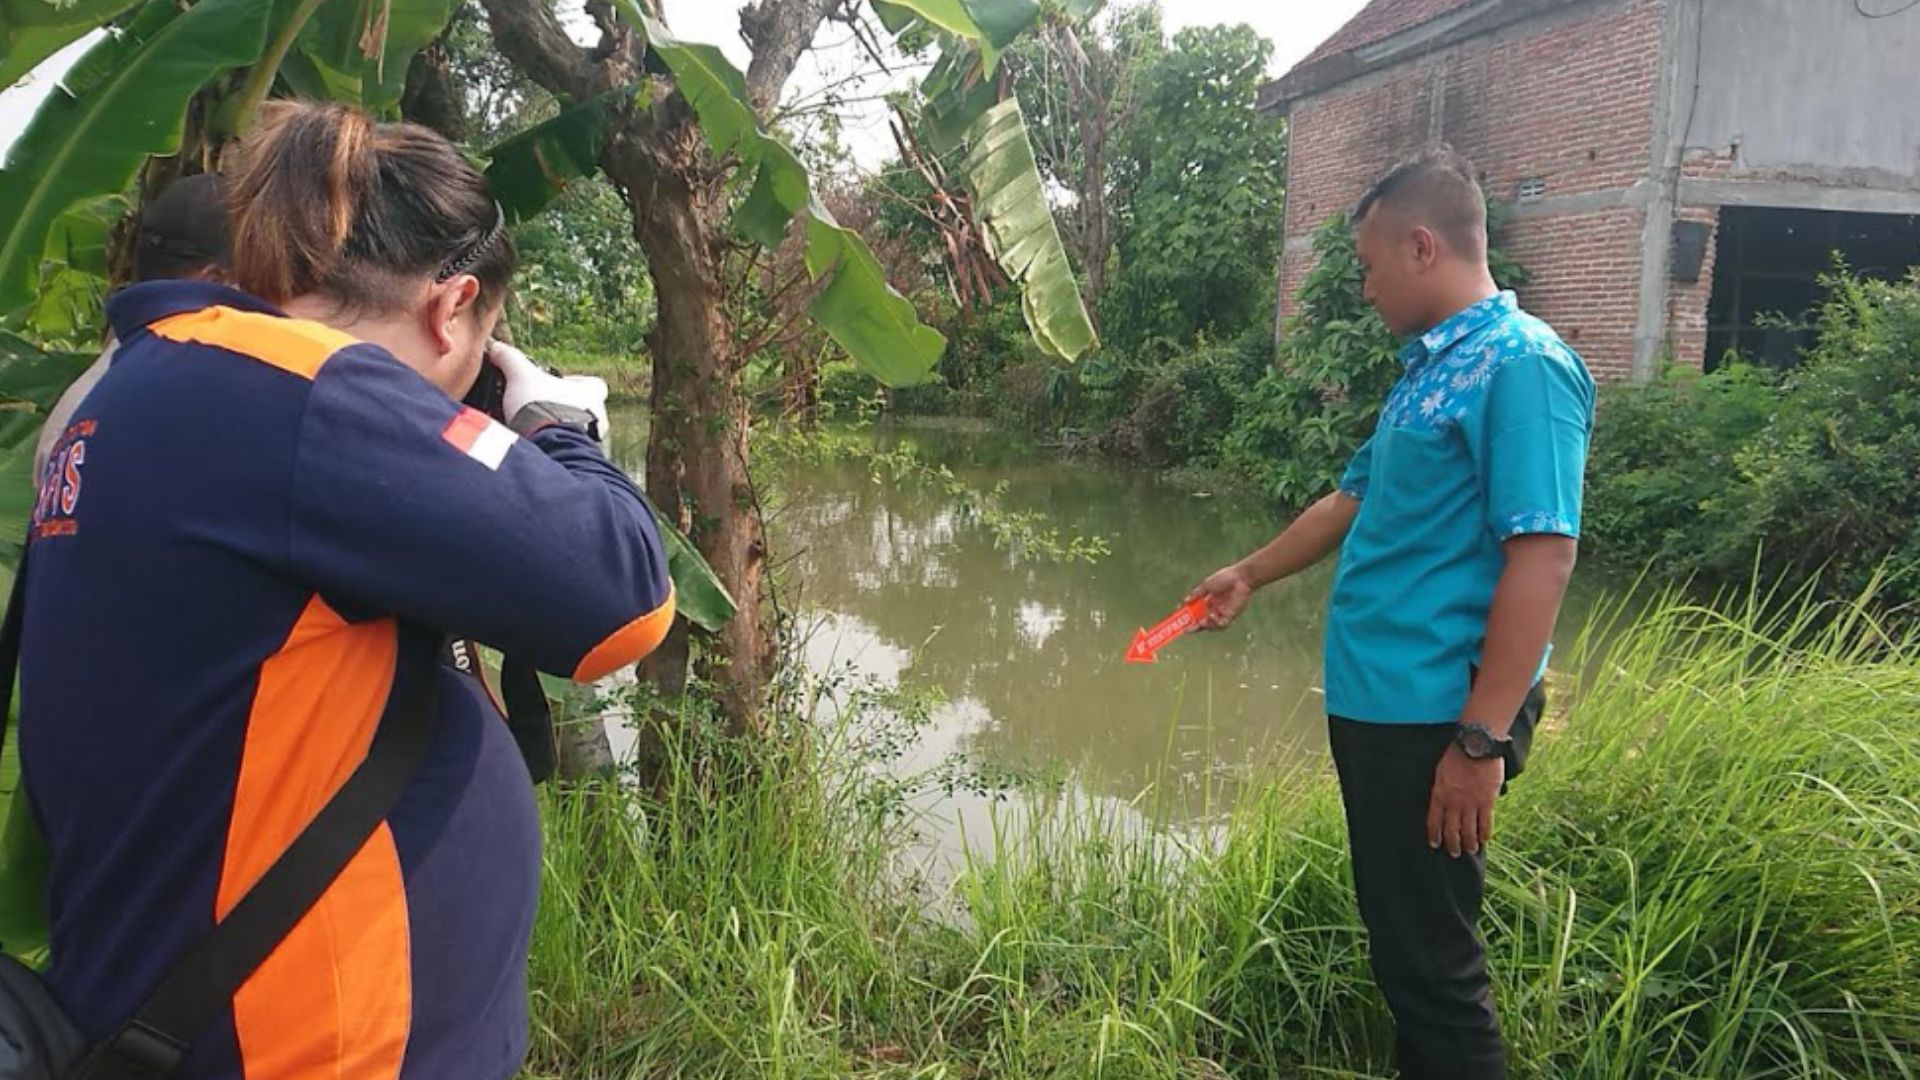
left=31, top=173, right=232, bottom=479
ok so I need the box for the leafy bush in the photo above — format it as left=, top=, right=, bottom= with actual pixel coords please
left=1583, top=363, right=1778, bottom=573
left=990, top=359, right=1062, bottom=434
left=1219, top=215, right=1398, bottom=507
left=1591, top=271, right=1920, bottom=606
left=939, top=292, right=1046, bottom=394
left=817, top=360, right=885, bottom=418
left=508, top=180, right=653, bottom=356
left=1103, top=333, right=1272, bottom=466
left=1725, top=271, right=1920, bottom=603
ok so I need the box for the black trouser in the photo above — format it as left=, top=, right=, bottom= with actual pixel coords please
left=1327, top=682, right=1544, bottom=1080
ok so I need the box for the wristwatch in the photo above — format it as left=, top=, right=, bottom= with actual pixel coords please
left=1453, top=722, right=1511, bottom=762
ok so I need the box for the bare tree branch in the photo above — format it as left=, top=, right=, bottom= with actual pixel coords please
left=475, top=0, right=603, bottom=103
left=833, top=4, right=893, bottom=76
left=740, top=0, right=843, bottom=113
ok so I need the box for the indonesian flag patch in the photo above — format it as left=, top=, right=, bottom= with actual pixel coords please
left=442, top=407, right=517, bottom=471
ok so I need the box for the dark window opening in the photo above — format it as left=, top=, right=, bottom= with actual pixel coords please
left=1704, top=207, right=1920, bottom=372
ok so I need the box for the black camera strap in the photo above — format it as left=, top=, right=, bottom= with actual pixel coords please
left=0, top=552, right=440, bottom=1080
left=442, top=640, right=555, bottom=785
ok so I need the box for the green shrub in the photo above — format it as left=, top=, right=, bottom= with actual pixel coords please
left=1588, top=271, right=1920, bottom=609
left=1104, top=334, right=1272, bottom=466
left=817, top=360, right=886, bottom=419
left=1220, top=215, right=1407, bottom=508
left=888, top=380, right=958, bottom=415
left=1721, top=271, right=1920, bottom=603
left=1583, top=362, right=1776, bottom=573
left=991, top=359, right=1061, bottom=434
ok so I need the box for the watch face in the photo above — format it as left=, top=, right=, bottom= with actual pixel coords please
left=1459, top=727, right=1497, bottom=759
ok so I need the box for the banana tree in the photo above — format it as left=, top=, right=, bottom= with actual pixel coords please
left=478, top=0, right=1102, bottom=765
left=3, top=0, right=1103, bottom=779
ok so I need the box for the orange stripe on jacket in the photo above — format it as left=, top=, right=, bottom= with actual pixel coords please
left=149, top=306, right=358, bottom=380
left=218, top=597, right=411, bottom=1080
left=573, top=588, right=677, bottom=681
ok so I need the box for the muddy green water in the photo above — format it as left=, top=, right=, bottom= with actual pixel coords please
left=615, top=416, right=1613, bottom=869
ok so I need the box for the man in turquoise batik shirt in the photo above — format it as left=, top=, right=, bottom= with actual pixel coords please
left=1190, top=147, right=1594, bottom=1080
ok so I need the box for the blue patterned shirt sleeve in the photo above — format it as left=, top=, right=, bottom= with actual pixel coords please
left=1338, top=434, right=1376, bottom=501
left=1472, top=349, right=1594, bottom=540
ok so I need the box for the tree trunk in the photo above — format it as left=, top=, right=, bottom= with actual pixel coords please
left=1078, top=125, right=1110, bottom=317
left=1055, top=23, right=1111, bottom=318
left=609, top=117, right=772, bottom=751
left=481, top=0, right=835, bottom=786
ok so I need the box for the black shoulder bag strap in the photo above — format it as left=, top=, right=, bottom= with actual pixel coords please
left=498, top=657, right=556, bottom=784
left=0, top=552, right=442, bottom=1080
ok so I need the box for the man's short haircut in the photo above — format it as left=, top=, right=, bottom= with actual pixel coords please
left=1352, top=145, right=1488, bottom=255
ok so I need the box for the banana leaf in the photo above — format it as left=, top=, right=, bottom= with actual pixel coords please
left=804, top=200, right=945, bottom=387
left=301, top=0, right=454, bottom=113
left=955, top=0, right=1038, bottom=51
left=276, top=45, right=361, bottom=104
left=1, top=23, right=91, bottom=91
left=0, top=0, right=137, bottom=30
left=918, top=44, right=997, bottom=152
left=879, top=12, right=1098, bottom=359
left=869, top=0, right=981, bottom=40
left=20, top=195, right=124, bottom=342
left=875, top=0, right=1039, bottom=72
left=0, top=418, right=39, bottom=566
left=485, top=84, right=647, bottom=224
left=962, top=97, right=1095, bottom=360
left=24, top=266, right=105, bottom=343
left=651, top=506, right=735, bottom=632
left=0, top=0, right=272, bottom=317
left=0, top=333, right=92, bottom=412
left=43, top=194, right=126, bottom=279
left=628, top=11, right=944, bottom=388
left=868, top=1, right=919, bottom=35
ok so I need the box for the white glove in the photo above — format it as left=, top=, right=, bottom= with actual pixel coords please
left=488, top=340, right=612, bottom=449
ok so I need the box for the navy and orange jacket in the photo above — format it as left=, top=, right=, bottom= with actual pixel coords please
left=17, top=280, right=674, bottom=1079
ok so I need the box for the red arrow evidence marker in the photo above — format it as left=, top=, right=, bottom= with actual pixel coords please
left=1125, top=597, right=1211, bottom=664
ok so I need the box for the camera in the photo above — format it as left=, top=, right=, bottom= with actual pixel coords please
left=462, top=360, right=508, bottom=422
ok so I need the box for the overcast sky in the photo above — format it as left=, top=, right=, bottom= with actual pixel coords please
left=0, top=0, right=1369, bottom=168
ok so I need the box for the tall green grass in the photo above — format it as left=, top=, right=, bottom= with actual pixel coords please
left=524, top=588, right=1920, bottom=1078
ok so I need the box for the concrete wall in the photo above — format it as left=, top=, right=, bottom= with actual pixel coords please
left=1688, top=0, right=1920, bottom=190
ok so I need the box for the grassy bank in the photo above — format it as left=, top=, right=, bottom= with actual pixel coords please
left=530, top=347, right=649, bottom=402
left=523, top=588, right=1920, bottom=1079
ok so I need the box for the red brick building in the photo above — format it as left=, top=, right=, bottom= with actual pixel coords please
left=1261, top=0, right=1920, bottom=381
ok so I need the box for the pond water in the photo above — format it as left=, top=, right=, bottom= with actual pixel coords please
left=615, top=416, right=1615, bottom=871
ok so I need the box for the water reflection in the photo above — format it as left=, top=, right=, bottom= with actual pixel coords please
left=616, top=417, right=1607, bottom=866
left=773, top=422, right=1344, bottom=817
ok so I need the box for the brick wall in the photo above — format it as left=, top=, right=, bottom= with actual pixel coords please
left=1279, top=0, right=1668, bottom=379
left=1665, top=206, right=1721, bottom=371
left=1660, top=151, right=1738, bottom=369
left=1498, top=207, right=1647, bottom=379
